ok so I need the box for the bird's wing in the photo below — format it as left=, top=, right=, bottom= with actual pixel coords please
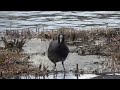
left=49, top=40, right=59, bottom=50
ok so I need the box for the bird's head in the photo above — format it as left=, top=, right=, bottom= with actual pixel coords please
left=58, top=33, right=65, bottom=43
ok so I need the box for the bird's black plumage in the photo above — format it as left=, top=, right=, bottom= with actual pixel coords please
left=48, top=33, right=69, bottom=71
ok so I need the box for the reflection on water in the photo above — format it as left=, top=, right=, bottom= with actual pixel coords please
left=13, top=72, right=98, bottom=79
left=0, top=11, right=120, bottom=31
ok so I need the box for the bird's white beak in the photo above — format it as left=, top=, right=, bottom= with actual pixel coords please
left=60, top=35, right=63, bottom=43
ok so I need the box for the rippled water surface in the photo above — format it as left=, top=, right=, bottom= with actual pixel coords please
left=0, top=11, right=120, bottom=31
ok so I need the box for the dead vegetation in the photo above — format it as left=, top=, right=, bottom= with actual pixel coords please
left=37, top=27, right=120, bottom=73
left=0, top=29, right=32, bottom=52
left=0, top=50, right=32, bottom=78
left=0, top=27, right=120, bottom=78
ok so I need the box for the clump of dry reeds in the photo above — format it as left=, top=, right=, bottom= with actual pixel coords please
left=5, top=29, right=32, bottom=39
left=103, top=32, right=120, bottom=73
left=0, top=49, right=32, bottom=78
left=1, top=36, right=28, bottom=52
left=1, top=29, right=33, bottom=51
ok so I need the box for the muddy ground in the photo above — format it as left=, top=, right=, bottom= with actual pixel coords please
left=22, top=38, right=105, bottom=72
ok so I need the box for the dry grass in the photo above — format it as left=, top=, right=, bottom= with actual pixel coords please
left=1, top=27, right=120, bottom=77
left=0, top=50, right=32, bottom=78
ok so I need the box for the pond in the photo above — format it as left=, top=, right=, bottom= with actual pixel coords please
left=0, top=11, right=120, bottom=31
left=12, top=72, right=98, bottom=79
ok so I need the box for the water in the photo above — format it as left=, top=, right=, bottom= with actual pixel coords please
left=13, top=72, right=98, bottom=79
left=0, top=11, right=120, bottom=31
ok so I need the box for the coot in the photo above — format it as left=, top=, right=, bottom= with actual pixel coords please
left=48, top=33, right=69, bottom=71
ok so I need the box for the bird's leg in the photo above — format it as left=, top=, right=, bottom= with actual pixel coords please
left=62, top=61, right=66, bottom=79
left=55, top=63, right=57, bottom=71
left=62, top=61, right=65, bottom=71
left=53, top=63, right=57, bottom=72
left=63, top=71, right=66, bottom=79
left=53, top=63, right=57, bottom=78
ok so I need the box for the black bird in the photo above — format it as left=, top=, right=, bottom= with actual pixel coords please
left=48, top=32, right=69, bottom=71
